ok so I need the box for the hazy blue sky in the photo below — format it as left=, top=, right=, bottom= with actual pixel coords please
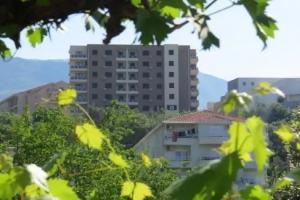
left=12, top=0, right=300, bottom=80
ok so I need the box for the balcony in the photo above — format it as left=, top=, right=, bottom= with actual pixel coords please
left=244, top=161, right=256, bottom=169
left=164, top=151, right=191, bottom=168
left=191, top=89, right=198, bottom=96
left=190, top=57, right=198, bottom=64
left=164, top=133, right=197, bottom=145
left=70, top=76, right=87, bottom=82
left=191, top=79, right=198, bottom=86
left=198, top=135, right=228, bottom=144
left=191, top=101, right=198, bottom=108
left=70, top=64, right=87, bottom=71
left=190, top=68, right=198, bottom=75
left=70, top=54, right=87, bottom=60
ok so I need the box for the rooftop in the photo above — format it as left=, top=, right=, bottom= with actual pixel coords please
left=164, top=111, right=237, bottom=124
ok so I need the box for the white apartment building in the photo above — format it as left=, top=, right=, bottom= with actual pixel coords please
left=134, top=111, right=265, bottom=187
left=228, top=78, right=300, bottom=108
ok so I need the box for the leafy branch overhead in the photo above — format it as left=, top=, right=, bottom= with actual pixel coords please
left=0, top=0, right=277, bottom=58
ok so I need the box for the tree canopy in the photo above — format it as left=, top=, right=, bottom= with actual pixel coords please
left=1, top=0, right=277, bottom=58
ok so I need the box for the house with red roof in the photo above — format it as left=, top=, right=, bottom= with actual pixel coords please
left=134, top=111, right=266, bottom=187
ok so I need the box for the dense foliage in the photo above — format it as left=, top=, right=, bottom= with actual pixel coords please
left=1, top=0, right=277, bottom=58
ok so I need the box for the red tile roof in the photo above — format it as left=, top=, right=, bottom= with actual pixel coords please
left=164, top=111, right=238, bottom=124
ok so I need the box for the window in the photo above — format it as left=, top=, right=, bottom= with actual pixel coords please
left=251, top=82, right=255, bottom=86
left=129, top=62, right=136, bottom=69
left=105, top=83, right=112, bottom=89
left=191, top=96, right=197, bottom=100
left=156, top=72, right=162, bottom=78
left=168, top=50, right=174, bottom=55
left=143, top=94, right=150, bottom=100
left=169, top=61, right=174, bottom=66
left=157, top=95, right=162, bottom=100
left=169, top=83, right=174, bottom=88
left=129, top=95, right=136, bottom=102
left=92, top=72, right=98, bottom=77
left=92, top=94, right=98, bottom=99
left=142, top=50, right=149, bottom=56
left=117, top=62, right=124, bottom=69
left=129, top=84, right=137, bottom=91
left=142, top=61, right=149, bottom=67
left=105, top=61, right=112, bottom=67
left=118, top=51, right=125, bottom=58
left=129, top=51, right=136, bottom=58
left=167, top=105, right=177, bottom=110
left=142, top=72, right=150, bottom=78
left=142, top=83, right=149, bottom=89
left=118, top=95, right=125, bottom=102
left=157, top=84, right=162, bottom=89
left=156, top=50, right=162, bottom=56
left=92, top=61, right=98, bottom=66
left=169, top=94, right=175, bottom=99
left=92, top=50, right=98, bottom=55
left=105, top=72, right=112, bottom=78
left=142, top=105, right=150, bottom=111
left=169, top=72, right=174, bottom=77
left=105, top=94, right=112, bottom=100
left=105, top=50, right=112, bottom=56
left=117, top=73, right=125, bottom=80
left=129, top=73, right=137, bottom=80
left=117, top=84, right=125, bottom=91
left=156, top=62, right=162, bottom=67
left=92, top=83, right=98, bottom=88
left=190, top=64, right=196, bottom=69
left=243, top=81, right=246, bottom=86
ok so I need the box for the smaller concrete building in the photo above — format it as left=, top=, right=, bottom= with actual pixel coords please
left=134, top=111, right=265, bottom=187
left=0, top=81, right=67, bottom=114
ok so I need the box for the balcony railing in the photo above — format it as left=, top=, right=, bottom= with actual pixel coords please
left=198, top=135, right=228, bottom=144
left=70, top=54, right=87, bottom=59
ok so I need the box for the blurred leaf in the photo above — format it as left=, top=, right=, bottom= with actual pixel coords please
left=246, top=116, right=271, bottom=172
left=36, top=0, right=49, bottom=6
left=27, top=27, right=47, bottom=47
left=131, top=0, right=141, bottom=7
left=57, top=89, right=77, bottom=106
left=0, top=40, right=12, bottom=59
left=75, top=123, right=105, bottom=150
left=274, top=125, right=295, bottom=143
left=0, top=154, right=13, bottom=172
left=240, top=185, right=270, bottom=200
left=133, top=182, right=153, bottom=200
left=85, top=16, right=95, bottom=32
left=26, top=164, right=48, bottom=191
left=48, top=179, right=80, bottom=200
left=141, top=153, right=151, bottom=168
left=273, top=177, right=293, bottom=190
left=121, top=180, right=135, bottom=198
left=135, top=9, right=171, bottom=44
left=253, top=82, right=285, bottom=97
left=222, top=90, right=252, bottom=114
left=165, top=152, right=242, bottom=200
left=109, top=152, right=129, bottom=168
left=43, top=152, right=67, bottom=177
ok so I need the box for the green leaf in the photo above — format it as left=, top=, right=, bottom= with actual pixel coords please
left=246, top=116, right=271, bottom=171
left=240, top=185, right=270, bottom=200
left=36, top=0, right=49, bottom=6
left=241, top=0, right=278, bottom=47
left=273, top=177, right=293, bottom=190
left=0, top=40, right=12, bottom=59
left=0, top=154, right=13, bottom=172
left=221, top=90, right=252, bottom=114
left=121, top=181, right=135, bottom=198
left=141, top=153, right=151, bottom=168
left=121, top=181, right=153, bottom=200
left=75, top=123, right=105, bottom=150
left=135, top=9, right=172, bottom=44
left=201, top=30, right=220, bottom=50
left=159, top=0, right=188, bottom=18
left=43, top=152, right=67, bottom=177
left=253, top=82, right=285, bottom=97
left=109, top=152, right=129, bottom=168
left=85, top=16, right=95, bottom=32
left=57, top=89, right=77, bottom=106
left=48, top=179, right=80, bottom=200
left=164, top=152, right=242, bottom=200
left=220, top=121, right=254, bottom=161
left=187, top=0, right=205, bottom=9
left=274, top=125, right=295, bottom=143
left=27, top=27, right=47, bottom=47
left=131, top=0, right=141, bottom=7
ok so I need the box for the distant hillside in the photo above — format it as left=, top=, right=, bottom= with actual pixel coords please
left=0, top=58, right=68, bottom=100
left=0, top=58, right=227, bottom=109
left=198, top=73, right=227, bottom=110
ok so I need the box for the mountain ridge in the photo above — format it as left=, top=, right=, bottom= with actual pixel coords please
left=0, top=57, right=227, bottom=109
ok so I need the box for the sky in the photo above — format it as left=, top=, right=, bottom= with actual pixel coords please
left=10, top=0, right=300, bottom=81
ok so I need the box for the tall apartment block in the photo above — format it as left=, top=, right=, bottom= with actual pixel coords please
left=69, top=44, right=199, bottom=112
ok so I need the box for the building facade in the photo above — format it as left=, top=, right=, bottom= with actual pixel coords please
left=0, top=81, right=67, bottom=114
left=69, top=44, right=199, bottom=112
left=134, top=111, right=265, bottom=187
left=228, top=78, right=300, bottom=109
